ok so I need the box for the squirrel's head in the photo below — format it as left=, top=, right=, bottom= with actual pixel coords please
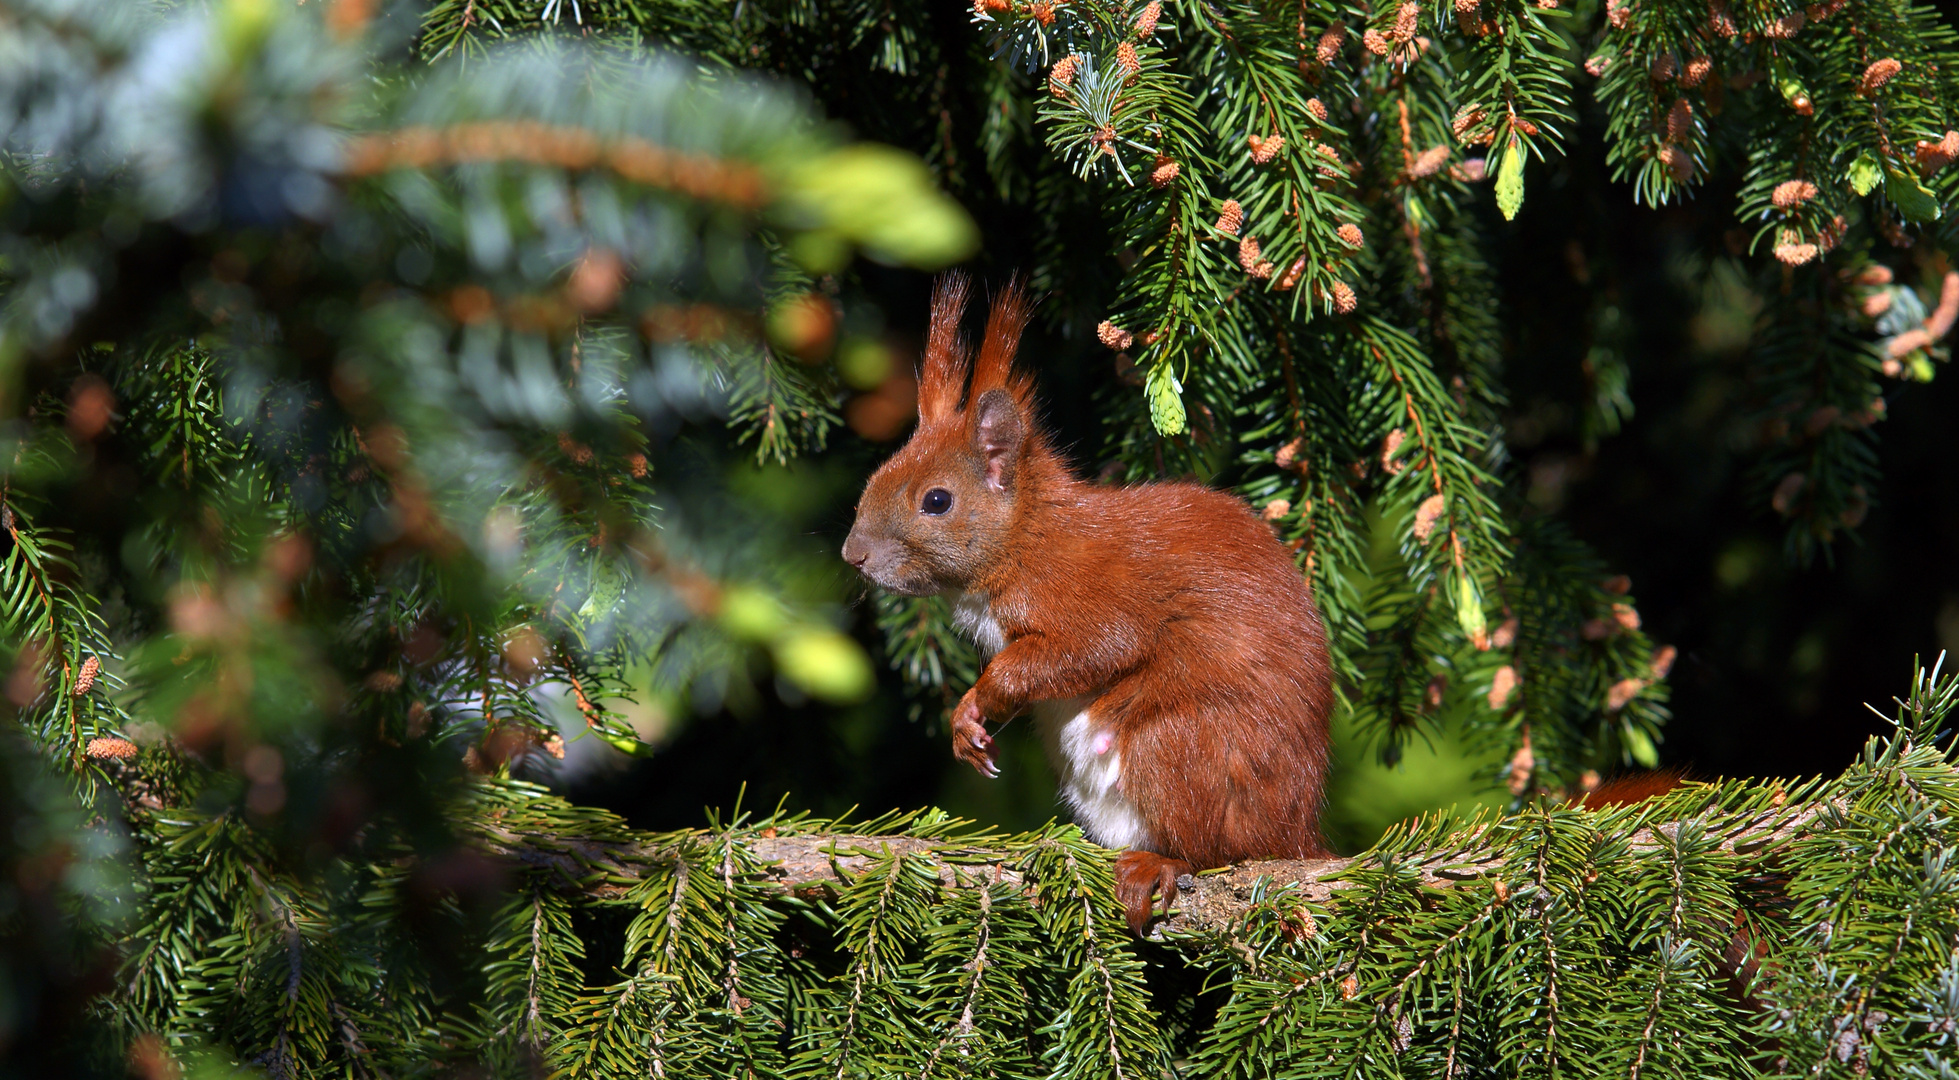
left=842, top=275, right=1039, bottom=596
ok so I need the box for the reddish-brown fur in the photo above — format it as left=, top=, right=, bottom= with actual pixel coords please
left=1570, top=771, right=1775, bottom=1012
left=1574, top=769, right=1688, bottom=809
left=842, top=276, right=1336, bottom=932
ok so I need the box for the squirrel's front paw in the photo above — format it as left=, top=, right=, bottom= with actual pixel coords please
left=949, top=692, right=999, bottom=778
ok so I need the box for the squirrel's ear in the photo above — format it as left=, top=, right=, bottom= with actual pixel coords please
left=973, top=389, right=1023, bottom=493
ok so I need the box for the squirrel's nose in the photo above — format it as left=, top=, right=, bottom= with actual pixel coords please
left=841, top=533, right=869, bottom=568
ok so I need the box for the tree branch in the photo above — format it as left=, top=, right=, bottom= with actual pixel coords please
left=468, top=798, right=1832, bottom=938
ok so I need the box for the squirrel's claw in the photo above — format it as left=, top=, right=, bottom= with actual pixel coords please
left=950, top=692, right=1000, bottom=777
left=952, top=724, right=998, bottom=777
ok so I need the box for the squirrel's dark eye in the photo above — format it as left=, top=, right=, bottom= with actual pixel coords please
left=921, top=488, right=953, bottom=515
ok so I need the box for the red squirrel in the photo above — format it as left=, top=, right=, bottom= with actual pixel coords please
left=841, top=275, right=1336, bottom=932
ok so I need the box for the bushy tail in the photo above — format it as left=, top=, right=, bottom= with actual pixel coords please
left=1572, top=768, right=1690, bottom=809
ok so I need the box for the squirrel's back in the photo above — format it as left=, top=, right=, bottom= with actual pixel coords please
left=994, top=477, right=1335, bottom=864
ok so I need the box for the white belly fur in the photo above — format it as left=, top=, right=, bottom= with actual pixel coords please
left=950, top=592, right=1150, bottom=849
left=1033, top=697, right=1152, bottom=850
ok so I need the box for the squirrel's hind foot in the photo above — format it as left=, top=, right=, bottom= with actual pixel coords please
left=1114, top=850, right=1193, bottom=935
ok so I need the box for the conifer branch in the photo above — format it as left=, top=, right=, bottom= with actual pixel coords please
left=460, top=785, right=1834, bottom=935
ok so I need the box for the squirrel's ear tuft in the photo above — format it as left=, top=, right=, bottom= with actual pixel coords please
left=918, top=273, right=971, bottom=425
left=970, top=278, right=1035, bottom=406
